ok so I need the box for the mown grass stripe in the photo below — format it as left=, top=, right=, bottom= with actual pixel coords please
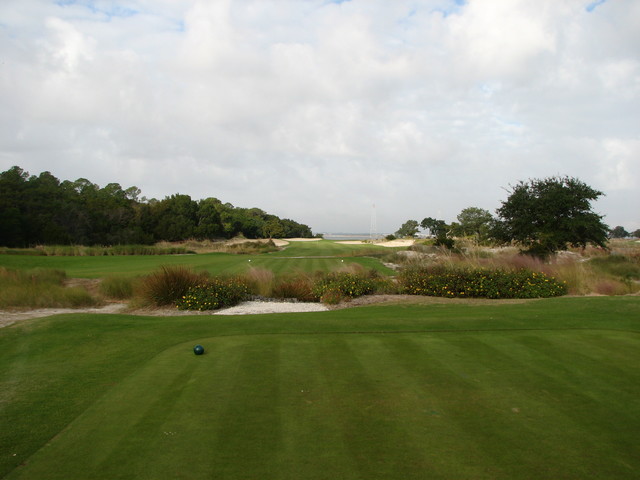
left=274, top=337, right=360, bottom=480
left=207, top=338, right=284, bottom=479
left=313, top=337, right=445, bottom=479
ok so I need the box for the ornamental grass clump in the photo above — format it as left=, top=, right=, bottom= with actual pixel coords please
left=140, top=265, right=206, bottom=306
left=176, top=277, right=250, bottom=311
left=272, top=274, right=317, bottom=302
left=399, top=265, right=567, bottom=299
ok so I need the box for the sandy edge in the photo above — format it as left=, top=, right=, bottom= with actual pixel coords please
left=0, top=300, right=330, bottom=328
left=0, top=294, right=542, bottom=329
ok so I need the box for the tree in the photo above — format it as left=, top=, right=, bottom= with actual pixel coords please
left=152, top=194, right=198, bottom=241
left=609, top=226, right=629, bottom=239
left=195, top=198, right=223, bottom=239
left=0, top=166, right=29, bottom=246
left=396, top=220, right=420, bottom=238
left=420, top=217, right=448, bottom=238
left=455, top=207, right=493, bottom=242
left=262, top=218, right=285, bottom=239
left=491, top=176, right=609, bottom=257
left=633, top=229, right=640, bottom=239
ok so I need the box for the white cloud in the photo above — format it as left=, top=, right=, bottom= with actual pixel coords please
left=1, top=0, right=639, bottom=232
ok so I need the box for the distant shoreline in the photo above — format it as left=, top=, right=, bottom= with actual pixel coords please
left=322, top=233, right=388, bottom=241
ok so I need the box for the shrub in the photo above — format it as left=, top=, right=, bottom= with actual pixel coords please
left=140, top=265, right=205, bottom=306
left=434, top=236, right=456, bottom=250
left=398, top=265, right=567, bottom=299
left=176, top=277, right=250, bottom=311
left=313, top=272, right=378, bottom=302
left=319, top=287, right=345, bottom=305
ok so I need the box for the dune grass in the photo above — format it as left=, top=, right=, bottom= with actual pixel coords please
left=1, top=297, right=639, bottom=479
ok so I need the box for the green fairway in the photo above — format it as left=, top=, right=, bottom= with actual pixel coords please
left=0, top=240, right=396, bottom=278
left=2, top=297, right=640, bottom=479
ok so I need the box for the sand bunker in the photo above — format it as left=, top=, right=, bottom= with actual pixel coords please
left=336, top=239, right=415, bottom=248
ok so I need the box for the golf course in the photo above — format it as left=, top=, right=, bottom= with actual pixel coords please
left=1, top=240, right=640, bottom=479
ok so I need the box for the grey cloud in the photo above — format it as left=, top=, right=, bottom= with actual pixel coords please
left=0, top=0, right=638, bottom=233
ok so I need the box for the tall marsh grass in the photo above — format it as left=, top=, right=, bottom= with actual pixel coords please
left=244, top=267, right=275, bottom=297
left=0, top=267, right=98, bottom=308
left=139, top=265, right=207, bottom=306
left=271, top=273, right=318, bottom=302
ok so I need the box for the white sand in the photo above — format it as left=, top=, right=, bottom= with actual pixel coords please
left=0, top=300, right=329, bottom=327
left=336, top=239, right=415, bottom=247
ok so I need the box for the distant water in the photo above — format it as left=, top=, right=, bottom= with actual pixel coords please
left=322, top=233, right=387, bottom=241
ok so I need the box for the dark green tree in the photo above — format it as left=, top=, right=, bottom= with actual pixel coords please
left=420, top=217, right=448, bottom=238
left=280, top=218, right=313, bottom=238
left=0, top=166, right=316, bottom=246
left=262, top=218, right=285, bottom=238
left=609, top=226, right=629, bottom=239
left=454, top=207, right=493, bottom=242
left=24, top=171, right=70, bottom=244
left=396, top=219, right=420, bottom=238
left=0, top=166, right=29, bottom=246
left=152, top=194, right=198, bottom=241
left=491, top=176, right=609, bottom=256
left=195, top=198, right=223, bottom=239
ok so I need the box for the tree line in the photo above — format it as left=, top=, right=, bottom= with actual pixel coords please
left=0, top=166, right=313, bottom=247
left=395, top=176, right=627, bottom=257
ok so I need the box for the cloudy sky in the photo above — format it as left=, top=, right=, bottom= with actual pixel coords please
left=1, top=0, right=639, bottom=234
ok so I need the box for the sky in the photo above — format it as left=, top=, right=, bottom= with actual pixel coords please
left=1, top=0, right=639, bottom=234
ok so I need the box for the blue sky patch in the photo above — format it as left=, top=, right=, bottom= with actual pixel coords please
left=53, top=0, right=138, bottom=20
left=586, top=0, right=607, bottom=12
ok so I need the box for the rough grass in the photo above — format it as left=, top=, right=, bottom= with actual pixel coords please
left=1, top=297, right=639, bottom=479
left=0, top=245, right=194, bottom=256
left=98, top=275, right=136, bottom=300
left=0, top=267, right=98, bottom=308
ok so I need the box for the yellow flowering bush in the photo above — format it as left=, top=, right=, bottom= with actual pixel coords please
left=312, top=272, right=378, bottom=302
left=399, top=265, right=567, bottom=299
left=176, top=277, right=249, bottom=311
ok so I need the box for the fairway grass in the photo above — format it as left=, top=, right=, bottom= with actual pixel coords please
left=2, top=297, right=640, bottom=479
left=0, top=240, right=397, bottom=278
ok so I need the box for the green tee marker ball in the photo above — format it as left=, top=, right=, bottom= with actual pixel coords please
left=193, top=344, right=204, bottom=355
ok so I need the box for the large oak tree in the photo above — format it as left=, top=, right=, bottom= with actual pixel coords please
left=491, top=176, right=609, bottom=257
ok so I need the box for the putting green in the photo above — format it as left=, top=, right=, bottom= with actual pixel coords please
left=8, top=326, right=640, bottom=479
